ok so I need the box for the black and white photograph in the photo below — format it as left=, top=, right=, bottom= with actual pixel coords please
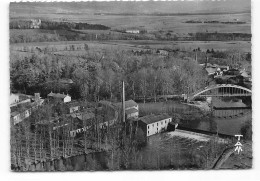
left=8, top=0, right=253, bottom=172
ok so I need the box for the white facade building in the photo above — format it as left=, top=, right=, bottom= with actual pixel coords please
left=126, top=30, right=140, bottom=34
left=10, top=94, right=19, bottom=106
left=138, top=114, right=172, bottom=136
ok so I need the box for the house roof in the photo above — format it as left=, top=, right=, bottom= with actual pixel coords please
left=59, top=78, right=74, bottom=84
left=205, top=67, right=217, bottom=75
left=139, top=114, right=171, bottom=125
left=48, top=92, right=70, bottom=99
left=219, top=65, right=229, bottom=69
left=65, top=101, right=81, bottom=108
left=125, top=108, right=138, bottom=115
left=114, top=100, right=138, bottom=109
left=240, top=71, right=250, bottom=78
left=71, top=112, right=95, bottom=121
left=11, top=111, right=19, bottom=117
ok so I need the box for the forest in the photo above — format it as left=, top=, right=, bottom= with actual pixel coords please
left=10, top=50, right=208, bottom=102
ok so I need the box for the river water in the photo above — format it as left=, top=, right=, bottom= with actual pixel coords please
left=180, top=98, right=251, bottom=136
left=139, top=98, right=252, bottom=136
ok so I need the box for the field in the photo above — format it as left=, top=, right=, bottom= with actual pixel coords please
left=10, top=39, right=251, bottom=55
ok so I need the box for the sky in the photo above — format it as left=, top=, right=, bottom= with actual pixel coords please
left=10, top=0, right=251, bottom=16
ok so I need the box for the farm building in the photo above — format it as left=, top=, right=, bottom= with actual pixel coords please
left=47, top=92, right=71, bottom=103
left=126, top=30, right=140, bottom=34
left=65, top=101, right=81, bottom=113
left=114, top=100, right=139, bottom=119
left=138, top=114, right=172, bottom=137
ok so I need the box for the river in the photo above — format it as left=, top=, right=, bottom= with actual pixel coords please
left=139, top=98, right=252, bottom=136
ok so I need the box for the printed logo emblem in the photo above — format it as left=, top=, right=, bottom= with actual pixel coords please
left=234, top=135, right=243, bottom=154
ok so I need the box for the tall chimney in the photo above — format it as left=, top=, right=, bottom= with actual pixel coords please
left=195, top=52, right=198, bottom=64
left=205, top=56, right=208, bottom=68
left=122, top=81, right=125, bottom=123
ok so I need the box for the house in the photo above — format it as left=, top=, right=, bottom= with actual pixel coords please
left=47, top=92, right=71, bottom=103
left=114, top=100, right=139, bottom=119
left=69, top=112, right=96, bottom=137
left=205, top=67, right=217, bottom=75
left=10, top=102, right=38, bottom=125
left=65, top=101, right=81, bottom=113
left=11, top=111, right=21, bottom=125
left=138, top=114, right=172, bottom=137
left=224, top=68, right=240, bottom=76
left=125, top=107, right=139, bottom=119
left=10, top=94, right=19, bottom=106
left=167, top=122, right=179, bottom=132
left=126, top=30, right=140, bottom=34
left=240, top=70, right=250, bottom=78
left=157, top=50, right=169, bottom=56
left=10, top=93, right=31, bottom=107
left=10, top=93, right=44, bottom=107
left=219, top=65, right=229, bottom=71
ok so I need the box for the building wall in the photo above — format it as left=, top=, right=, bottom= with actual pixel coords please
left=125, top=105, right=138, bottom=111
left=69, top=106, right=79, bottom=113
left=146, top=118, right=172, bottom=136
left=10, top=94, right=19, bottom=105
left=64, top=96, right=71, bottom=103
left=13, top=115, right=21, bottom=125
left=126, top=111, right=139, bottom=119
left=126, top=30, right=140, bottom=34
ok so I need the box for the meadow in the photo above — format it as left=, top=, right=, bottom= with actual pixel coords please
left=10, top=12, right=251, bottom=34
left=10, top=39, right=251, bottom=56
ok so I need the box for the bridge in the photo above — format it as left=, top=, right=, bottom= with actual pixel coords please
left=188, top=84, right=252, bottom=101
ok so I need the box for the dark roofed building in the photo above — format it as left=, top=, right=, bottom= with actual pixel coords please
left=114, top=100, right=138, bottom=110
left=114, top=100, right=139, bottom=119
left=47, top=92, right=71, bottom=103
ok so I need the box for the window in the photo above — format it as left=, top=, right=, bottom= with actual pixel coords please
left=161, top=121, right=163, bottom=125
left=148, top=125, right=149, bottom=129
left=148, top=131, right=149, bottom=135
left=165, top=120, right=166, bottom=123
left=157, top=123, right=158, bottom=126
left=153, top=124, right=154, bottom=127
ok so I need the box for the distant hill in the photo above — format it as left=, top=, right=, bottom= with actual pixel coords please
left=10, top=0, right=251, bottom=17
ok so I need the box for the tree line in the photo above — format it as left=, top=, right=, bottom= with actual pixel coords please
left=10, top=20, right=110, bottom=30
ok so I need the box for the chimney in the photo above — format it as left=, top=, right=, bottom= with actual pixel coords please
left=122, top=81, right=125, bottom=123
left=205, top=56, right=208, bottom=68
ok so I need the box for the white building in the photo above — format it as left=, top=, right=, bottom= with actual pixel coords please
left=10, top=94, right=19, bottom=106
left=138, top=114, right=172, bottom=136
left=126, top=30, right=140, bottom=34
